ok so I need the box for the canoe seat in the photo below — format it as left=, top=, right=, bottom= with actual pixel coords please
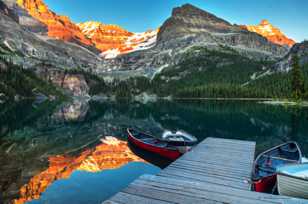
left=268, top=156, right=299, bottom=162
left=258, top=155, right=298, bottom=174
left=257, top=165, right=276, bottom=174
left=141, top=137, right=167, bottom=147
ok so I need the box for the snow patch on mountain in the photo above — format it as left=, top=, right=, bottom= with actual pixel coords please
left=77, top=21, right=101, bottom=37
left=100, top=29, right=158, bottom=59
left=242, top=70, right=273, bottom=87
left=100, top=48, right=121, bottom=59
left=151, top=64, right=169, bottom=80
left=125, top=30, right=158, bottom=52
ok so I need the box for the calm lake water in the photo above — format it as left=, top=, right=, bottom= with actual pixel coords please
left=1, top=99, right=308, bottom=204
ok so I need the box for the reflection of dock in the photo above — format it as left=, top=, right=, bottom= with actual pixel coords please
left=103, top=137, right=307, bottom=203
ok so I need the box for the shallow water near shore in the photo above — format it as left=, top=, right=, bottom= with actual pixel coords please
left=1, top=99, right=308, bottom=204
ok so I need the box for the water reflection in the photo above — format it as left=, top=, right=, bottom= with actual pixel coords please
left=0, top=99, right=308, bottom=204
left=12, top=137, right=145, bottom=204
left=52, top=100, right=89, bottom=122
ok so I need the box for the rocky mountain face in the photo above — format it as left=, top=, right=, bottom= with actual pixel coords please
left=0, top=0, right=18, bottom=21
left=2, top=0, right=46, bottom=33
left=77, top=21, right=133, bottom=52
left=78, top=21, right=158, bottom=59
left=0, top=2, right=102, bottom=69
left=98, top=4, right=288, bottom=78
left=275, top=41, right=308, bottom=72
left=15, top=0, right=158, bottom=57
left=34, top=67, right=90, bottom=97
left=16, top=0, right=93, bottom=47
left=242, top=20, right=295, bottom=48
left=0, top=0, right=104, bottom=97
left=156, top=4, right=287, bottom=56
left=157, top=3, right=235, bottom=42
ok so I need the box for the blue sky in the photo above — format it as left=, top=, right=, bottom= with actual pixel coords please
left=45, top=0, right=308, bottom=42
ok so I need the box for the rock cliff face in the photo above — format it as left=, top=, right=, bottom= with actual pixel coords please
left=2, top=0, right=47, bottom=33
left=157, top=3, right=234, bottom=42
left=61, top=75, right=89, bottom=97
left=0, top=0, right=18, bottom=21
left=77, top=21, right=158, bottom=58
left=77, top=21, right=134, bottom=52
left=12, top=0, right=158, bottom=57
left=0, top=4, right=101, bottom=68
left=275, top=41, right=308, bottom=72
left=242, top=20, right=295, bottom=47
left=16, top=0, right=93, bottom=46
left=156, top=4, right=287, bottom=56
left=34, top=67, right=90, bottom=96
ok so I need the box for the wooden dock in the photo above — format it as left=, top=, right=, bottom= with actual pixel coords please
left=103, top=137, right=308, bottom=204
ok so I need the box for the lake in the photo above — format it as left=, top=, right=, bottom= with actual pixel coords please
left=1, top=99, right=308, bottom=204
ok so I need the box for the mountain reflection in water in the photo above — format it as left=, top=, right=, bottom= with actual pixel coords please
left=12, top=137, right=145, bottom=204
left=1, top=99, right=308, bottom=204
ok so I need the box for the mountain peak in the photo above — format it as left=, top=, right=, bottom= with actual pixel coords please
left=171, top=3, right=231, bottom=25
left=260, top=19, right=270, bottom=25
left=157, top=3, right=234, bottom=43
left=242, top=20, right=295, bottom=47
left=173, top=3, right=203, bottom=14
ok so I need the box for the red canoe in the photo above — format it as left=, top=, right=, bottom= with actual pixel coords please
left=252, top=141, right=302, bottom=193
left=127, top=128, right=189, bottom=160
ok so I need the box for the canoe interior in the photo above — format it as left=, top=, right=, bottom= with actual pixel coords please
left=164, top=135, right=191, bottom=142
left=162, top=132, right=197, bottom=142
left=254, top=142, right=302, bottom=180
left=128, top=129, right=173, bottom=149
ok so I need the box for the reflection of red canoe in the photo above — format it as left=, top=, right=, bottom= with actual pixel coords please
left=127, top=128, right=186, bottom=160
left=252, top=142, right=302, bottom=193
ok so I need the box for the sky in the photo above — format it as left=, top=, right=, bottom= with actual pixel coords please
left=45, top=0, right=308, bottom=42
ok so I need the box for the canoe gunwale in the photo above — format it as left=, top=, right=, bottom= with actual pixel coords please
left=277, top=163, right=308, bottom=182
left=252, top=141, right=303, bottom=179
left=278, top=171, right=308, bottom=182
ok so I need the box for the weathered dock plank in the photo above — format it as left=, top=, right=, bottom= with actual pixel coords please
left=159, top=137, right=256, bottom=190
left=103, top=137, right=308, bottom=204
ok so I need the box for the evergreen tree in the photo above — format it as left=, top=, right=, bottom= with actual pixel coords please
left=291, top=55, right=305, bottom=100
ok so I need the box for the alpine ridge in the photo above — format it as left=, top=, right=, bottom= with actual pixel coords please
left=14, top=0, right=158, bottom=57
left=77, top=21, right=158, bottom=58
left=98, top=3, right=288, bottom=78
left=16, top=0, right=94, bottom=46
left=7, top=0, right=292, bottom=59
left=242, top=20, right=295, bottom=47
